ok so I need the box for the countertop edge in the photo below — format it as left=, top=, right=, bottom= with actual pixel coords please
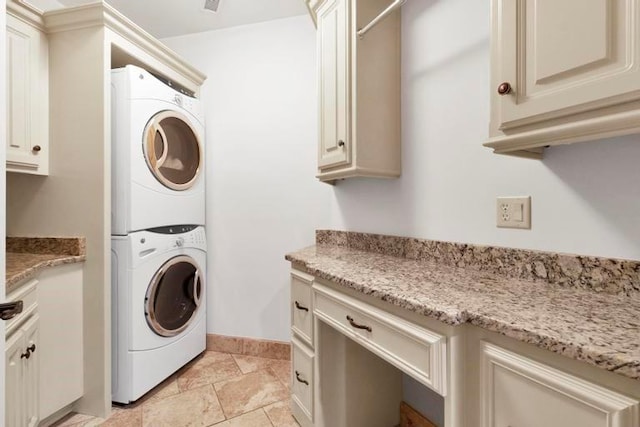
left=6, top=254, right=86, bottom=294
left=285, top=249, right=640, bottom=382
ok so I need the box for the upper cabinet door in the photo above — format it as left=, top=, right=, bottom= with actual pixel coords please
left=496, top=0, right=640, bottom=130
left=317, top=0, right=351, bottom=170
left=6, top=14, right=49, bottom=175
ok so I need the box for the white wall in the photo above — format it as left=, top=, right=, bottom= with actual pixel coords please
left=330, top=0, right=640, bottom=261
left=163, top=0, right=640, bottom=343
left=163, top=16, right=332, bottom=342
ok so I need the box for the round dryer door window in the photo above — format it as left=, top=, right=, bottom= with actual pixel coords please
left=145, top=255, right=203, bottom=337
left=143, top=111, right=202, bottom=191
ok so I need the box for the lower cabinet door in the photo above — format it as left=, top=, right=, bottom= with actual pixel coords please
left=5, top=330, right=24, bottom=427
left=481, top=342, right=640, bottom=427
left=22, top=315, right=39, bottom=427
left=291, top=337, right=314, bottom=425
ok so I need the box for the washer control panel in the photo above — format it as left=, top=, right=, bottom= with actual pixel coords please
left=131, top=225, right=207, bottom=262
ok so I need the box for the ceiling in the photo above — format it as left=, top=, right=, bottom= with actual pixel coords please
left=55, top=0, right=308, bottom=38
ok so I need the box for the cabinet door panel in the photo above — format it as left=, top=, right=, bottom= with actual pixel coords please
left=5, top=331, right=24, bottom=427
left=6, top=21, right=36, bottom=168
left=317, top=0, right=350, bottom=169
left=496, top=0, right=640, bottom=129
left=481, top=342, right=640, bottom=427
left=22, top=315, right=39, bottom=427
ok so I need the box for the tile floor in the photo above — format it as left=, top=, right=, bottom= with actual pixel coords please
left=52, top=351, right=299, bottom=427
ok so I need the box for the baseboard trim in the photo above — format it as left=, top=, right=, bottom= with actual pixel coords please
left=206, top=334, right=290, bottom=360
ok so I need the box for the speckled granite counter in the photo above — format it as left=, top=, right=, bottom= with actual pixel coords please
left=285, top=230, right=640, bottom=381
left=6, top=237, right=86, bottom=294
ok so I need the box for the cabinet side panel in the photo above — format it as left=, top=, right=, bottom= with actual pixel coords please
left=6, top=26, right=111, bottom=418
left=353, top=0, right=401, bottom=175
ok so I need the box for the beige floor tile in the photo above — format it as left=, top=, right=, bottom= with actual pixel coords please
left=268, top=360, right=291, bottom=388
left=101, top=407, right=142, bottom=427
left=232, top=354, right=277, bottom=374
left=263, top=400, right=299, bottom=427
left=233, top=355, right=291, bottom=388
left=214, top=409, right=273, bottom=426
left=144, top=375, right=181, bottom=402
left=141, top=384, right=225, bottom=427
left=51, top=413, right=104, bottom=427
left=215, top=370, right=289, bottom=419
left=178, top=351, right=242, bottom=391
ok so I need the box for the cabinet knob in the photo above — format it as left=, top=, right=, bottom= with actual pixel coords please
left=338, top=140, right=345, bottom=147
left=26, top=344, right=36, bottom=353
left=497, top=82, right=512, bottom=95
left=32, top=145, right=42, bottom=153
left=20, top=351, right=30, bottom=360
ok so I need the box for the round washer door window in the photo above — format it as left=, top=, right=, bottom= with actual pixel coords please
left=143, top=111, right=202, bottom=191
left=145, top=255, right=203, bottom=337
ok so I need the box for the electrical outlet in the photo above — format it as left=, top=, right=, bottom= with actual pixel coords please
left=496, top=196, right=531, bottom=229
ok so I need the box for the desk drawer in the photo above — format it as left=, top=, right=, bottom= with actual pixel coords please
left=6, top=279, right=38, bottom=335
left=292, top=337, right=314, bottom=423
left=291, top=270, right=313, bottom=346
left=313, top=283, right=447, bottom=396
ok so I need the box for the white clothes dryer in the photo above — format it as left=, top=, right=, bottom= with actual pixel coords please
left=111, top=225, right=206, bottom=404
left=111, top=65, right=205, bottom=235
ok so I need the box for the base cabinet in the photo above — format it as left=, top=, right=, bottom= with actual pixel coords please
left=5, top=281, right=40, bottom=427
left=289, top=265, right=640, bottom=427
left=480, top=342, right=640, bottom=427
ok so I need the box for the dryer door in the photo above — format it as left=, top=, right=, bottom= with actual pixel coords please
left=145, top=255, right=203, bottom=337
left=143, top=110, right=202, bottom=191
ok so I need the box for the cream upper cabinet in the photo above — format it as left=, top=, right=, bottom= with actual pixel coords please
left=6, top=9, right=49, bottom=175
left=480, top=342, right=640, bottom=427
left=316, top=0, right=401, bottom=183
left=485, top=0, right=640, bottom=158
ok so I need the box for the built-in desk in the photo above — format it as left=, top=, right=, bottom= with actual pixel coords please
left=286, top=231, right=640, bottom=427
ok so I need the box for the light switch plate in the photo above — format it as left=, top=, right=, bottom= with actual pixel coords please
left=497, top=196, right=531, bottom=229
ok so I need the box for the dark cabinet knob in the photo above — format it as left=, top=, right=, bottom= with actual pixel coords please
left=20, top=351, right=30, bottom=360
left=497, top=82, right=512, bottom=95
left=32, top=145, right=42, bottom=152
left=338, top=140, right=345, bottom=147
left=26, top=344, right=36, bottom=353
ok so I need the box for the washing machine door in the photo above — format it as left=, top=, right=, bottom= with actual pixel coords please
left=145, top=255, right=203, bottom=337
left=143, top=110, right=202, bottom=191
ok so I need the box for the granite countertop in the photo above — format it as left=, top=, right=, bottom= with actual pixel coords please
left=286, top=231, right=640, bottom=382
left=6, top=237, right=86, bottom=294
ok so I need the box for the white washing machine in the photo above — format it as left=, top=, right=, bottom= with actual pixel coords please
left=111, top=65, right=205, bottom=235
left=111, top=225, right=207, bottom=404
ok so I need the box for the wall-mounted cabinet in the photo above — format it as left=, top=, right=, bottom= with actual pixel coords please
left=316, top=0, right=401, bottom=183
left=6, top=5, right=49, bottom=175
left=485, top=0, right=640, bottom=158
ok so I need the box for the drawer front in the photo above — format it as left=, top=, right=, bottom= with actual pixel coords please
left=291, top=270, right=313, bottom=346
left=313, top=283, right=447, bottom=396
left=292, top=338, right=314, bottom=422
left=481, top=342, right=640, bottom=427
left=6, top=279, right=38, bottom=335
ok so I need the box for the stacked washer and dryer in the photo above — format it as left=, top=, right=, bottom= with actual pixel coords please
left=110, top=65, right=207, bottom=404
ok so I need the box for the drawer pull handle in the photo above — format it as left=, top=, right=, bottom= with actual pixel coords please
left=346, top=315, right=372, bottom=332
left=295, top=370, right=309, bottom=386
left=294, top=301, right=309, bottom=312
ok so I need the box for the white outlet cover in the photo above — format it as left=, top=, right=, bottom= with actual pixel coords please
left=496, top=196, right=531, bottom=229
